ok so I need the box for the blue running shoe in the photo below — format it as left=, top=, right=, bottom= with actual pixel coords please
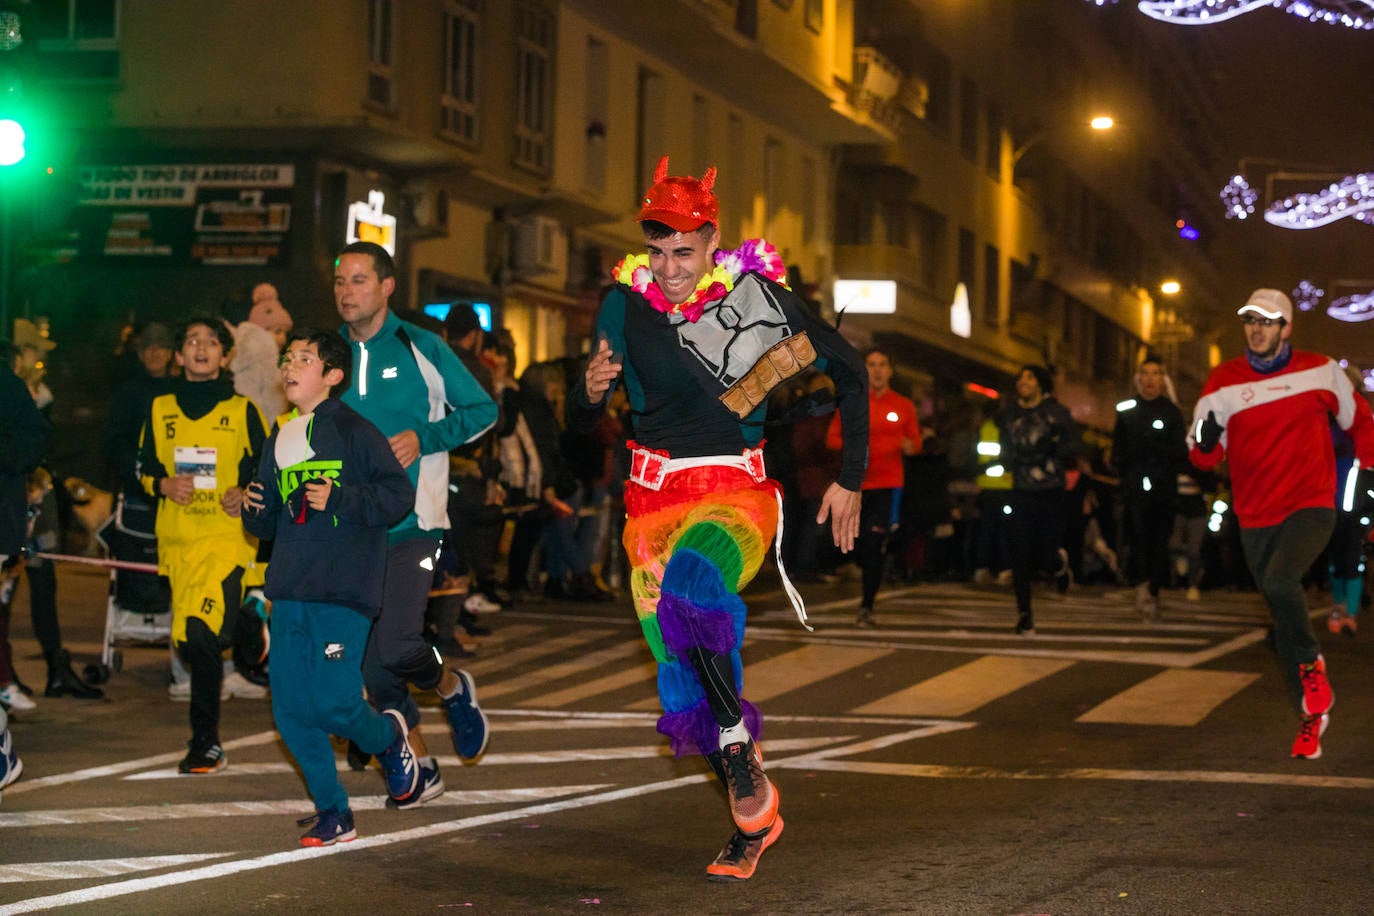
left=385, top=756, right=446, bottom=809
left=376, top=709, right=420, bottom=802
left=298, top=808, right=356, bottom=847
left=0, top=724, right=22, bottom=793
left=441, top=669, right=489, bottom=762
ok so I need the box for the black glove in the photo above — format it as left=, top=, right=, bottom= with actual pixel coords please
left=1194, top=410, right=1223, bottom=454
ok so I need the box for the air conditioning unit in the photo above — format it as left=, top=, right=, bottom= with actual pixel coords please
left=510, top=215, right=561, bottom=274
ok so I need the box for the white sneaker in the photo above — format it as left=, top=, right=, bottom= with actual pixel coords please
left=463, top=592, right=501, bottom=614
left=0, top=683, right=36, bottom=712
left=168, top=679, right=192, bottom=701
left=222, top=671, right=268, bottom=700
left=1186, top=586, right=1202, bottom=602
left=996, top=570, right=1014, bottom=587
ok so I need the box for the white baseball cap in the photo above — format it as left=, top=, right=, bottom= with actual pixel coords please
left=1237, top=288, right=1293, bottom=323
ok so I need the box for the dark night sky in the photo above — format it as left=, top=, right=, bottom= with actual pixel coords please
left=1137, top=5, right=1374, bottom=364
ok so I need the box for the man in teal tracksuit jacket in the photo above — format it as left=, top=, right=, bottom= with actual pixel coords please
left=335, top=241, right=498, bottom=806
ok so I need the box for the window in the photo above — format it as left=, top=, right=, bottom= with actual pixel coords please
left=441, top=0, right=481, bottom=144
left=34, top=0, right=119, bottom=80
left=984, top=101, right=1002, bottom=175
left=957, top=227, right=975, bottom=301
left=691, top=95, right=710, bottom=177
left=367, top=0, right=395, bottom=110
left=763, top=137, right=784, bottom=228
left=584, top=38, right=608, bottom=193
left=804, top=0, right=823, bottom=32
left=982, top=243, right=1000, bottom=328
left=635, top=67, right=665, bottom=206
left=35, top=0, right=117, bottom=42
left=959, top=76, right=978, bottom=159
left=800, top=155, right=817, bottom=244
left=912, top=204, right=945, bottom=292
left=513, top=2, right=554, bottom=173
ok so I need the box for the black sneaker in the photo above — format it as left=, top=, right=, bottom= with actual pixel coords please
left=1015, top=613, right=1036, bottom=637
left=178, top=741, right=226, bottom=774
left=855, top=607, right=876, bottom=628
left=298, top=808, right=356, bottom=847
left=385, top=756, right=446, bottom=809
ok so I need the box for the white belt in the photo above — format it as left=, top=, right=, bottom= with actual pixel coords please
left=627, top=444, right=811, bottom=632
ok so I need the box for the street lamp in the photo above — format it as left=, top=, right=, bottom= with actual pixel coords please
left=1010, top=114, right=1116, bottom=182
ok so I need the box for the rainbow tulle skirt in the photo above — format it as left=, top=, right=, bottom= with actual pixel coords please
left=623, top=461, right=779, bottom=756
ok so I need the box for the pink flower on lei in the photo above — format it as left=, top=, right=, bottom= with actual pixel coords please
left=610, top=239, right=790, bottom=322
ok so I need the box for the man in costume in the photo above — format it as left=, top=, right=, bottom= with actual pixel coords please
left=571, top=157, right=868, bottom=880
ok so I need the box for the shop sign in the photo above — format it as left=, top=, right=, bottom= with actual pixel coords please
left=71, top=163, right=295, bottom=266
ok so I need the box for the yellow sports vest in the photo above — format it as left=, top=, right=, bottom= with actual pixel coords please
left=976, top=418, right=1012, bottom=491
left=143, top=391, right=264, bottom=569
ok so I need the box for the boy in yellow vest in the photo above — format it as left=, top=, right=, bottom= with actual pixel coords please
left=137, top=318, right=268, bottom=773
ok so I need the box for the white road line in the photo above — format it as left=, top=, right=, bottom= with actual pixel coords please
left=478, top=640, right=650, bottom=701
left=1, top=731, right=282, bottom=797
left=0, top=786, right=611, bottom=829
left=1076, top=669, right=1261, bottom=725
left=743, top=644, right=896, bottom=703
left=851, top=656, right=1076, bottom=718
left=748, top=625, right=1211, bottom=645
left=0, top=855, right=233, bottom=884
left=0, top=732, right=887, bottom=914
left=120, top=736, right=854, bottom=780
left=795, top=759, right=1374, bottom=790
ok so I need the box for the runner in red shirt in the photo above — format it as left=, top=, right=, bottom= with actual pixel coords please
left=1190, top=288, right=1374, bottom=759
left=828, top=348, right=921, bottom=627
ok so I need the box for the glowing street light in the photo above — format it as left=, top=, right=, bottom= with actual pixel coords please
left=1159, top=280, right=1181, bottom=295
left=1011, top=114, right=1117, bottom=179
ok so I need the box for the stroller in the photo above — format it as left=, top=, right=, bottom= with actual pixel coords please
left=90, top=493, right=171, bottom=680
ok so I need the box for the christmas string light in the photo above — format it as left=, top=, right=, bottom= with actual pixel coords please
left=1221, top=174, right=1259, bottom=220
left=1264, top=173, right=1374, bottom=229
left=1327, top=290, right=1374, bottom=322
left=1292, top=280, right=1325, bottom=311
left=1091, top=0, right=1374, bottom=29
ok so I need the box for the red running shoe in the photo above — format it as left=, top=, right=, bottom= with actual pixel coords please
left=1291, top=713, right=1329, bottom=760
left=1298, top=656, right=1333, bottom=716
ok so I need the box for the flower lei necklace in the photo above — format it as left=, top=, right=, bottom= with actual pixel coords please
left=611, top=239, right=790, bottom=322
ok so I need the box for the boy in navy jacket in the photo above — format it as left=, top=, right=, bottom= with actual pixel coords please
left=242, top=330, right=423, bottom=847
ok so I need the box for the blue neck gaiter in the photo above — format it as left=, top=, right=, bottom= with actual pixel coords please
left=1247, top=341, right=1292, bottom=375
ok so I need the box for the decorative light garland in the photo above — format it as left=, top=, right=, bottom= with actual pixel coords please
left=1263, top=173, right=1374, bottom=229
left=1327, top=290, right=1374, bottom=322
left=1087, top=0, right=1374, bottom=29
left=1292, top=279, right=1325, bottom=311
left=1220, top=174, right=1259, bottom=220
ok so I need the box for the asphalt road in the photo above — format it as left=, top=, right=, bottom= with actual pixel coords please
left=2, top=564, right=1372, bottom=914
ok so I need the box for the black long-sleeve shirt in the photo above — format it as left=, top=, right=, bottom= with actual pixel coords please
left=1112, top=395, right=1188, bottom=497
left=570, top=273, right=869, bottom=490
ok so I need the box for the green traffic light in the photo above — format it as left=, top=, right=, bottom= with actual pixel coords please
left=0, top=117, right=23, bottom=166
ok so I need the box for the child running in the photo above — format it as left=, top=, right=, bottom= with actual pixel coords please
left=241, top=329, right=421, bottom=846
left=137, top=318, right=268, bottom=774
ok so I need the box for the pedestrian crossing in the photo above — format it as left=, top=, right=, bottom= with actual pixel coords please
left=460, top=583, right=1281, bottom=729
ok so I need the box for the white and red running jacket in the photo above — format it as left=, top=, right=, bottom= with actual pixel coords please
left=1189, top=349, right=1374, bottom=529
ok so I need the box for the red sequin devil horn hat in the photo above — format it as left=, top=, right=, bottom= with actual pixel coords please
left=637, top=156, right=719, bottom=233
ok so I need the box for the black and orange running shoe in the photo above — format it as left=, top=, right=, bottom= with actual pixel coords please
left=720, top=739, right=779, bottom=835
left=706, top=815, right=784, bottom=881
